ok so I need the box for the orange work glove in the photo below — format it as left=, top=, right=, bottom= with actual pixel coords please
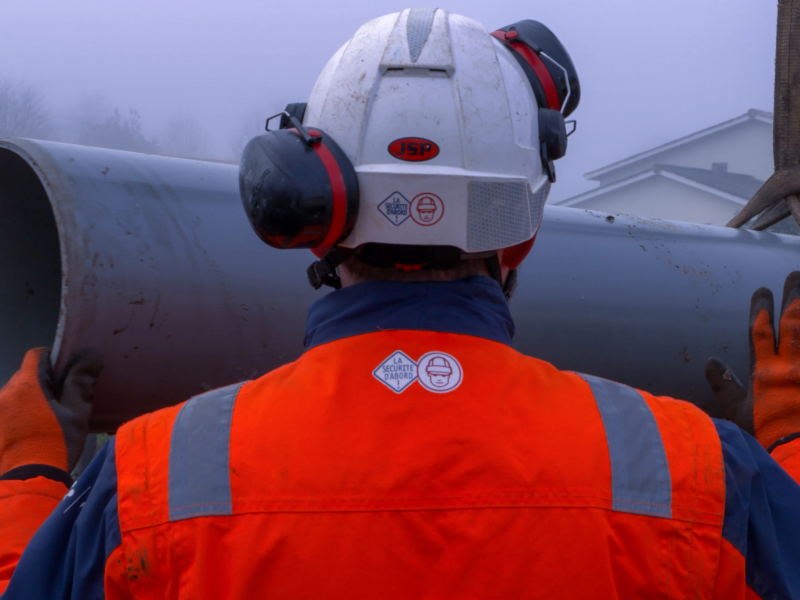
left=0, top=348, right=103, bottom=475
left=706, top=271, right=800, bottom=452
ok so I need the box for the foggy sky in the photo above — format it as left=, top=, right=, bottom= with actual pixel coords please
left=2, top=0, right=777, bottom=202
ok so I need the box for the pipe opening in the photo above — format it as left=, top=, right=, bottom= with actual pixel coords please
left=0, top=148, right=62, bottom=386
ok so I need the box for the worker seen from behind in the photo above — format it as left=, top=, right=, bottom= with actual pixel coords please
left=1, top=9, right=800, bottom=598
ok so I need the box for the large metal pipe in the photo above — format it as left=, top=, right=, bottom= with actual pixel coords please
left=0, top=138, right=326, bottom=431
left=2, top=137, right=799, bottom=430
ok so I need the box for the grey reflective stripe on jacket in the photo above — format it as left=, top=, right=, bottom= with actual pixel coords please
left=165, top=376, right=673, bottom=522
left=168, top=382, right=245, bottom=522
left=579, top=373, right=673, bottom=519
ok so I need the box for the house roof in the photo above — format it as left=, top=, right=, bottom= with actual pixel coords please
left=654, top=165, right=764, bottom=199
left=556, top=164, right=763, bottom=208
left=583, top=109, right=773, bottom=181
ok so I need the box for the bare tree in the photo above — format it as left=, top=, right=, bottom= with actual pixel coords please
left=68, top=95, right=159, bottom=153
left=79, top=109, right=159, bottom=153
left=159, top=114, right=210, bottom=159
left=0, top=80, right=54, bottom=139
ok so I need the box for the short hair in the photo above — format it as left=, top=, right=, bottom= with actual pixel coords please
left=340, top=255, right=491, bottom=284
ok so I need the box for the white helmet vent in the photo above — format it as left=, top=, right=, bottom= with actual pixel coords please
left=407, top=8, right=438, bottom=62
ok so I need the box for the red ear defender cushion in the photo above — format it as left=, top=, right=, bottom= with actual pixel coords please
left=302, top=129, right=352, bottom=248
left=501, top=238, right=536, bottom=270
left=239, top=128, right=359, bottom=249
left=492, top=20, right=581, bottom=118
left=491, top=30, right=560, bottom=111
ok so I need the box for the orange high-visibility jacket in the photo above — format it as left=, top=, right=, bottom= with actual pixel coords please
left=2, top=276, right=800, bottom=599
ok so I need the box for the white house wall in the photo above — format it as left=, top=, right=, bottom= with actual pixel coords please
left=568, top=176, right=742, bottom=226
left=592, top=119, right=773, bottom=186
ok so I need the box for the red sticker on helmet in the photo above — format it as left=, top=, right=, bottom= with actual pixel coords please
left=388, top=138, right=440, bottom=162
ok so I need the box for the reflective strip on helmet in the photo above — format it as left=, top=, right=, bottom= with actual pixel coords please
left=407, top=8, right=437, bottom=63
left=168, top=382, right=244, bottom=521
left=578, top=374, right=673, bottom=519
left=466, top=181, right=532, bottom=252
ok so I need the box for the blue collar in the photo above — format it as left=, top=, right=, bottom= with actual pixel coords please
left=304, top=275, right=515, bottom=350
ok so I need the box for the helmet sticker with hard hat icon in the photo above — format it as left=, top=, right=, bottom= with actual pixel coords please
left=373, top=350, right=463, bottom=393
left=410, top=193, right=444, bottom=226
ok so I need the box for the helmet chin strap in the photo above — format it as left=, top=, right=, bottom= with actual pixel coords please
left=307, top=246, right=356, bottom=290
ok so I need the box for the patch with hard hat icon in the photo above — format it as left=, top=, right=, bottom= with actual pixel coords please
left=416, top=352, right=462, bottom=392
left=373, top=350, right=462, bottom=393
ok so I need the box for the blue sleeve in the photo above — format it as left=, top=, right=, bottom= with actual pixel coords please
left=716, top=419, right=800, bottom=599
left=1, top=438, right=123, bottom=600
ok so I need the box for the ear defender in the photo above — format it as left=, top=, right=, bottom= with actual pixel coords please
left=239, top=105, right=359, bottom=249
left=491, top=20, right=581, bottom=182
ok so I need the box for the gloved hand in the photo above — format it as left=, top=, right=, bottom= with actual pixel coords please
left=0, top=348, right=103, bottom=475
left=706, top=271, right=800, bottom=452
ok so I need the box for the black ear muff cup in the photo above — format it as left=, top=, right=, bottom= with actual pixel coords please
left=539, top=108, right=568, bottom=182
left=492, top=20, right=578, bottom=182
left=239, top=127, right=359, bottom=249
left=539, top=109, right=567, bottom=160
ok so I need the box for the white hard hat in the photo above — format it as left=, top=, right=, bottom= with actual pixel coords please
left=304, top=8, right=552, bottom=254
left=239, top=9, right=579, bottom=289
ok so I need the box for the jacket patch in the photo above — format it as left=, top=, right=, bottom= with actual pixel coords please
left=417, top=352, right=462, bottom=393
left=373, top=351, right=462, bottom=394
left=373, top=351, right=418, bottom=392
